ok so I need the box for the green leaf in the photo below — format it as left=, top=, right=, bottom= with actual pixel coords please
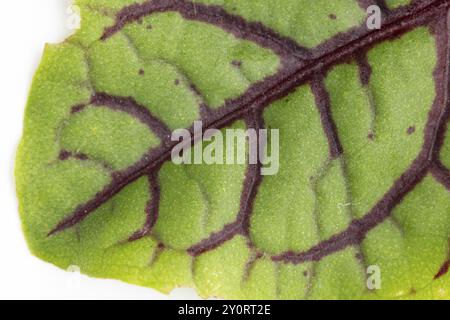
left=16, top=0, right=450, bottom=299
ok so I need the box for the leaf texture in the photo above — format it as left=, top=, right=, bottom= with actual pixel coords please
left=16, top=0, right=450, bottom=299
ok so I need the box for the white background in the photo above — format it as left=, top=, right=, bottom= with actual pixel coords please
left=0, top=0, right=199, bottom=300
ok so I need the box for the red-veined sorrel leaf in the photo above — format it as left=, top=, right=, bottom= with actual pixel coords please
left=16, top=0, right=450, bottom=299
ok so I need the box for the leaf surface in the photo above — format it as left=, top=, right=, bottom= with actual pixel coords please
left=16, top=0, right=450, bottom=299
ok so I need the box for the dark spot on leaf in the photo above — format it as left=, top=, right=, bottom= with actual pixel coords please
left=367, top=133, right=374, bottom=140
left=232, top=60, right=242, bottom=67
left=329, top=14, right=337, bottom=20
left=407, top=126, right=416, bottom=135
left=174, top=79, right=180, bottom=85
left=139, top=69, right=145, bottom=76
left=146, top=24, right=153, bottom=30
left=59, top=150, right=71, bottom=161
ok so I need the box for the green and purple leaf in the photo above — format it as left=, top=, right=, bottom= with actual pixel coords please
left=16, top=0, right=450, bottom=299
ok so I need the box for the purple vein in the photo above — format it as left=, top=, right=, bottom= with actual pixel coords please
left=310, top=75, right=344, bottom=159
left=90, top=92, right=172, bottom=141
left=128, top=171, right=162, bottom=242
left=187, top=111, right=264, bottom=256
left=431, top=161, right=450, bottom=190
left=101, top=0, right=310, bottom=62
